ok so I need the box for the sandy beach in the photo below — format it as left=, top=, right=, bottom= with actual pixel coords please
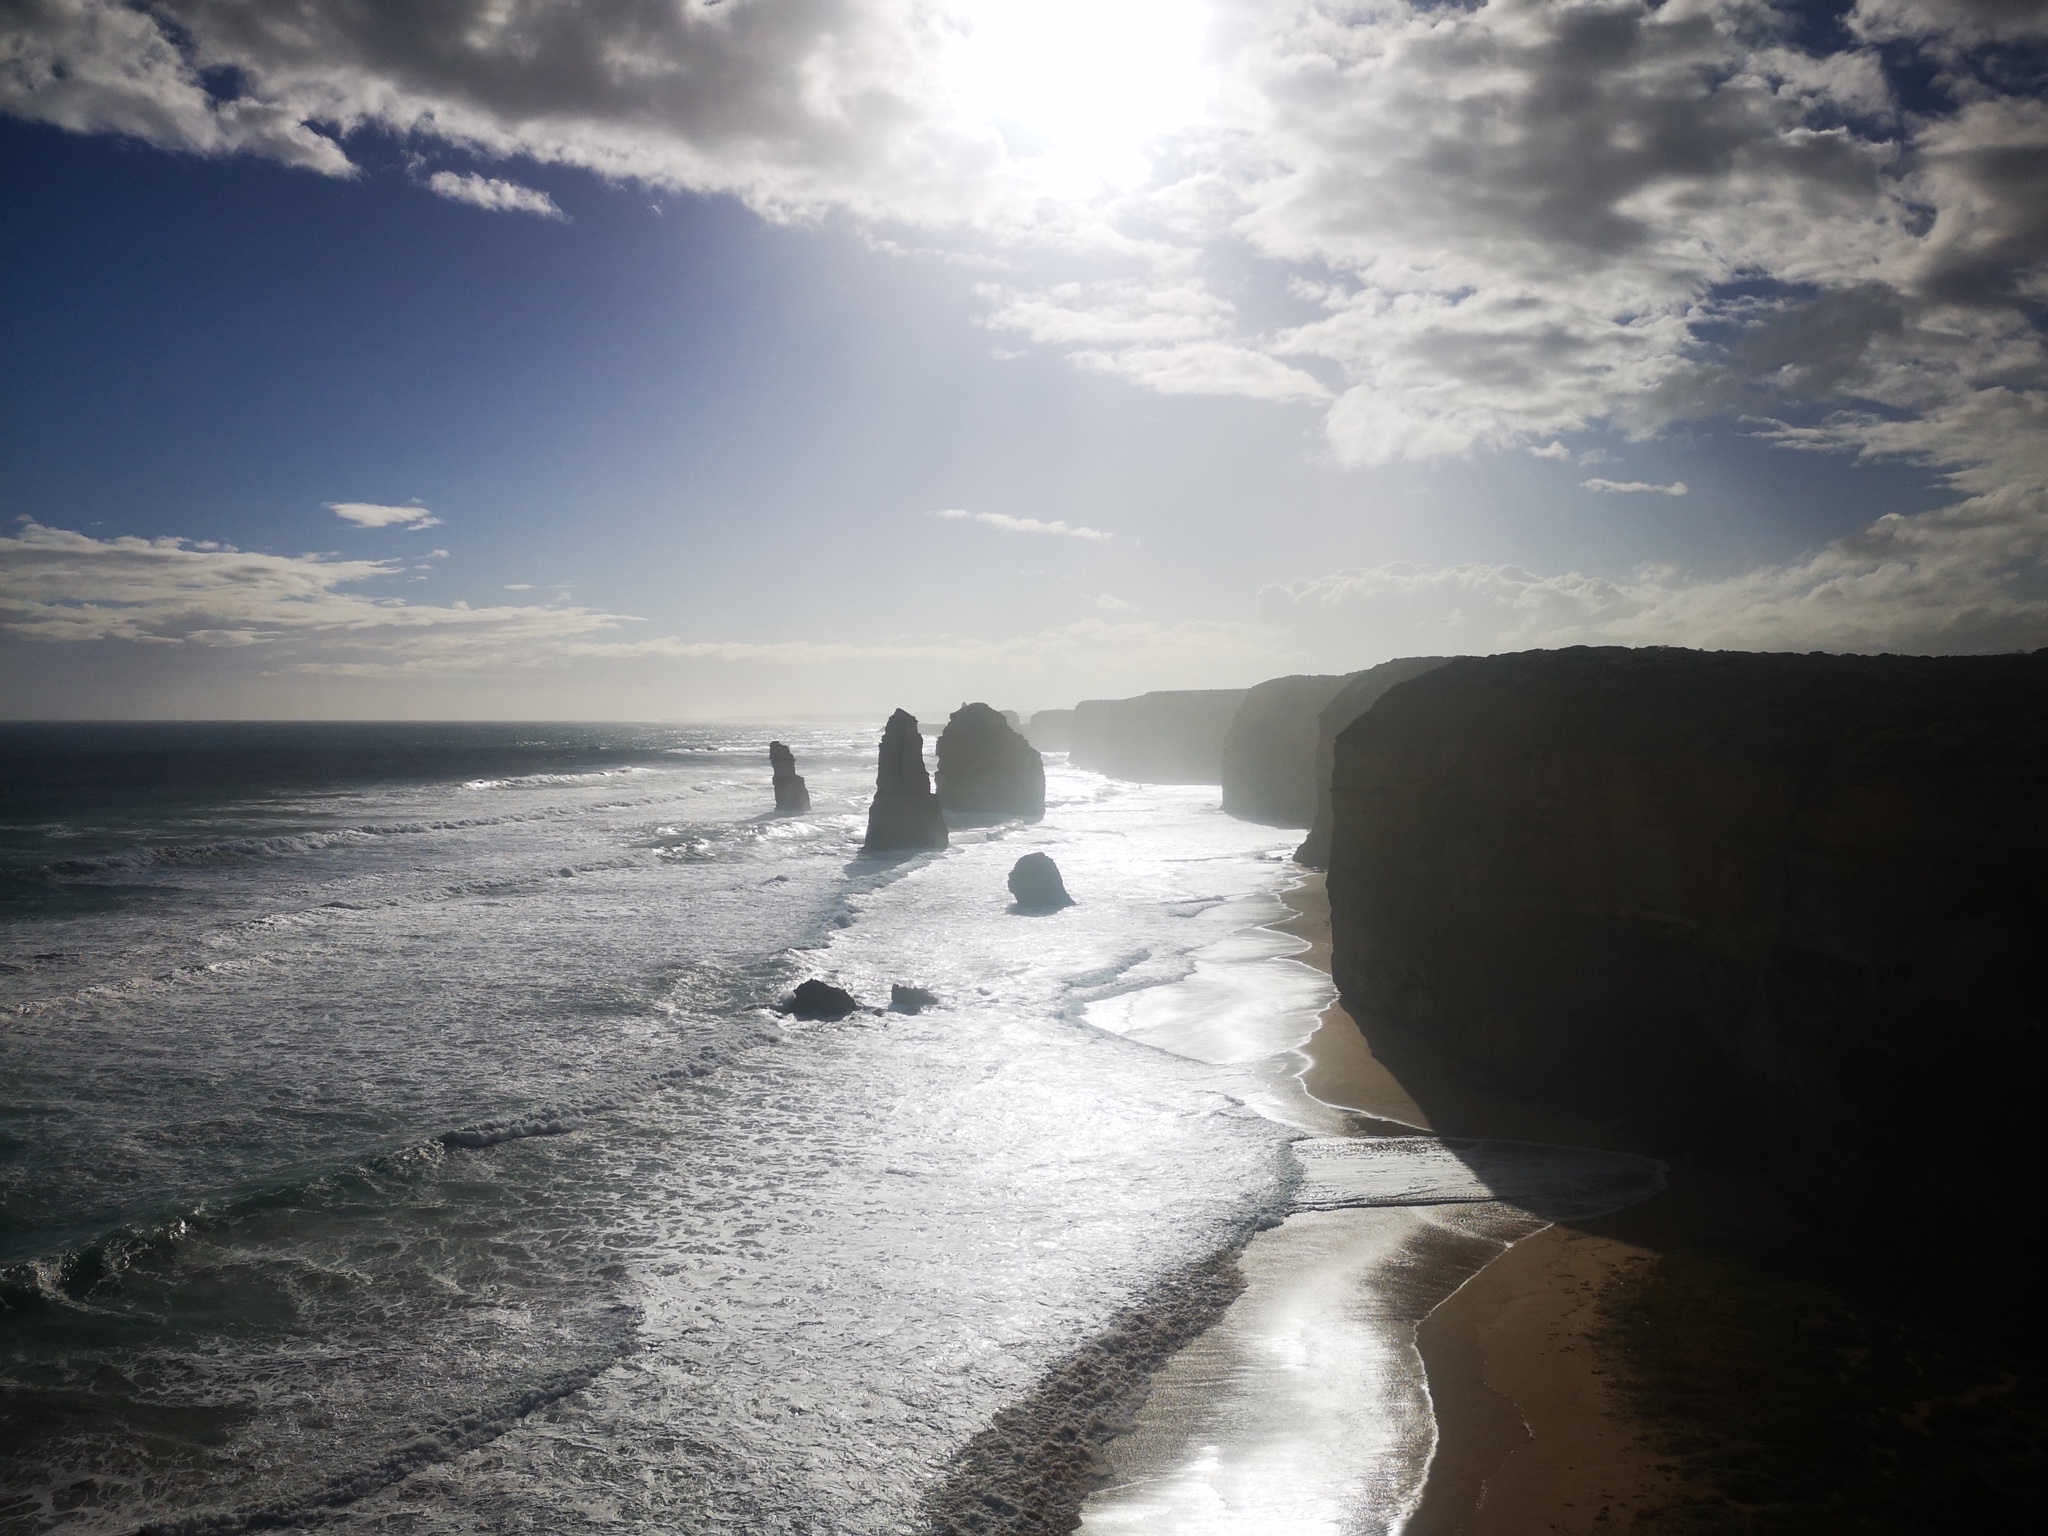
left=1274, top=874, right=1701, bottom=1534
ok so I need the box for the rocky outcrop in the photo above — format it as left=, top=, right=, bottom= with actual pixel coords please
left=1325, top=646, right=2048, bottom=1281
left=1008, top=853, right=1074, bottom=910
left=862, top=710, right=949, bottom=852
left=889, top=985, right=938, bottom=1014
left=1024, top=709, right=1073, bottom=752
left=785, top=979, right=859, bottom=1019
left=1068, top=690, right=1249, bottom=783
left=1219, top=674, right=1354, bottom=827
left=1294, top=657, right=1452, bottom=868
left=769, top=740, right=811, bottom=813
left=936, top=703, right=1046, bottom=819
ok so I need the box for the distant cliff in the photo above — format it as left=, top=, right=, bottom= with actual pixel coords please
left=1023, top=709, right=1073, bottom=753
left=1294, top=657, right=1451, bottom=868
left=1219, top=674, right=1353, bottom=826
left=1069, top=690, right=1249, bottom=783
left=1326, top=647, right=2048, bottom=1264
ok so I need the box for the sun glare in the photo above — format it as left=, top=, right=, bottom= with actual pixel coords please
left=946, top=0, right=1216, bottom=196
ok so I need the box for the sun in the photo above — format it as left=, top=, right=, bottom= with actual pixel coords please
left=945, top=0, right=1217, bottom=196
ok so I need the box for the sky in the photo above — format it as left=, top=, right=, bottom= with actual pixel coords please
left=1, top=0, right=2044, bottom=719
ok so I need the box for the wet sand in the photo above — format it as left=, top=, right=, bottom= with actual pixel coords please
left=1273, top=875, right=1698, bottom=1534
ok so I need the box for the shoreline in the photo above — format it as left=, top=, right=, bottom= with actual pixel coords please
left=1272, top=873, right=1691, bottom=1534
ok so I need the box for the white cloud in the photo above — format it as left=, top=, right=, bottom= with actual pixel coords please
left=933, top=508, right=1113, bottom=541
left=5, top=0, right=2045, bottom=607
left=328, top=501, right=441, bottom=530
left=0, top=522, right=627, bottom=666
left=1583, top=478, right=1689, bottom=495
left=504, top=583, right=533, bottom=591
left=425, top=170, right=563, bottom=219
left=1259, top=488, right=2048, bottom=664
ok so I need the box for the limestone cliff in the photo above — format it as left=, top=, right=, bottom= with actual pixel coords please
left=1325, top=646, right=2048, bottom=1263
left=1023, top=709, right=1073, bottom=753
left=768, top=740, right=811, bottom=814
left=862, top=709, right=949, bottom=852
left=935, top=703, right=1045, bottom=819
left=1294, top=657, right=1452, bottom=868
left=1219, top=674, right=1353, bottom=826
left=1068, top=690, right=1249, bottom=783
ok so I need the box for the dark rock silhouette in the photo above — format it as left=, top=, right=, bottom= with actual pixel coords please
left=1008, top=852, right=1074, bottom=910
left=1024, top=709, right=1073, bottom=752
left=936, top=702, right=1046, bottom=819
left=1325, top=646, right=2048, bottom=1307
left=785, top=979, right=858, bottom=1019
left=1220, top=674, right=1353, bottom=827
left=862, top=709, right=949, bottom=852
left=889, top=985, right=939, bottom=1014
left=1294, top=657, right=1453, bottom=868
left=1068, top=690, right=1248, bottom=783
left=769, top=740, right=811, bottom=814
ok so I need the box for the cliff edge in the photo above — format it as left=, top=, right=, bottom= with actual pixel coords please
left=1219, top=673, right=1353, bottom=827
left=1294, top=656, right=1450, bottom=868
left=1325, top=646, right=2048, bottom=1284
left=1069, top=689, right=1248, bottom=783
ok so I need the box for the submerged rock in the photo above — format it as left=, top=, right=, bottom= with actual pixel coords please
left=785, top=979, right=859, bottom=1019
left=862, top=709, right=949, bottom=852
left=936, top=702, right=1045, bottom=819
left=1008, top=852, right=1074, bottom=911
left=889, top=985, right=939, bottom=1014
left=769, top=740, right=811, bottom=814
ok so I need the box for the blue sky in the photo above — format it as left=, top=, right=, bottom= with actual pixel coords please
left=2, top=0, right=2043, bottom=718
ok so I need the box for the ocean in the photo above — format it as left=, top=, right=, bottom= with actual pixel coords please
left=0, top=722, right=1659, bottom=1535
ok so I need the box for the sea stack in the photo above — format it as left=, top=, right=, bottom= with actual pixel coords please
left=768, top=741, right=811, bottom=814
left=862, top=709, right=949, bottom=853
left=936, top=703, right=1046, bottom=819
left=1007, top=853, right=1074, bottom=910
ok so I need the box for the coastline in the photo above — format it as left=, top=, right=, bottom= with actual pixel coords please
left=1273, top=873, right=1692, bottom=1534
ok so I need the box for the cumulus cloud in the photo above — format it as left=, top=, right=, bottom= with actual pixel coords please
left=426, top=170, right=563, bottom=219
left=5, top=0, right=2044, bottom=570
left=328, top=501, right=441, bottom=530
left=0, top=521, right=625, bottom=665
left=933, top=508, right=1113, bottom=541
left=1583, top=478, right=1689, bottom=495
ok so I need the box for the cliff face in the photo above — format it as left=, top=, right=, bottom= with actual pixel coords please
left=1326, top=647, right=2048, bottom=1254
left=936, top=702, right=1045, bottom=818
left=1023, top=709, right=1073, bottom=753
left=1218, top=674, right=1353, bottom=826
left=862, top=709, right=949, bottom=852
left=1294, top=657, right=1451, bottom=869
left=1068, top=690, right=1249, bottom=783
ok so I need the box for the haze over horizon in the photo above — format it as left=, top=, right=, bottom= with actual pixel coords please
left=3, top=0, right=2044, bottom=719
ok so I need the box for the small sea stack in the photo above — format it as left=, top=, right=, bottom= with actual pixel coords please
left=1007, top=853, right=1074, bottom=911
left=888, top=985, right=938, bottom=1014
left=784, top=979, right=858, bottom=1019
left=862, top=709, right=949, bottom=853
left=768, top=740, right=811, bottom=814
left=936, top=702, right=1046, bottom=819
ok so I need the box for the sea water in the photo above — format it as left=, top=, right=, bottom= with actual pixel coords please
left=0, top=723, right=1659, bottom=1534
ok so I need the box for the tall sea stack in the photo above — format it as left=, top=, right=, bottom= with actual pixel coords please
left=1324, top=646, right=2048, bottom=1296
left=1294, top=656, right=1451, bottom=868
left=862, top=709, right=949, bottom=852
left=936, top=703, right=1046, bottom=819
left=768, top=741, right=811, bottom=814
left=1219, top=673, right=1353, bottom=826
